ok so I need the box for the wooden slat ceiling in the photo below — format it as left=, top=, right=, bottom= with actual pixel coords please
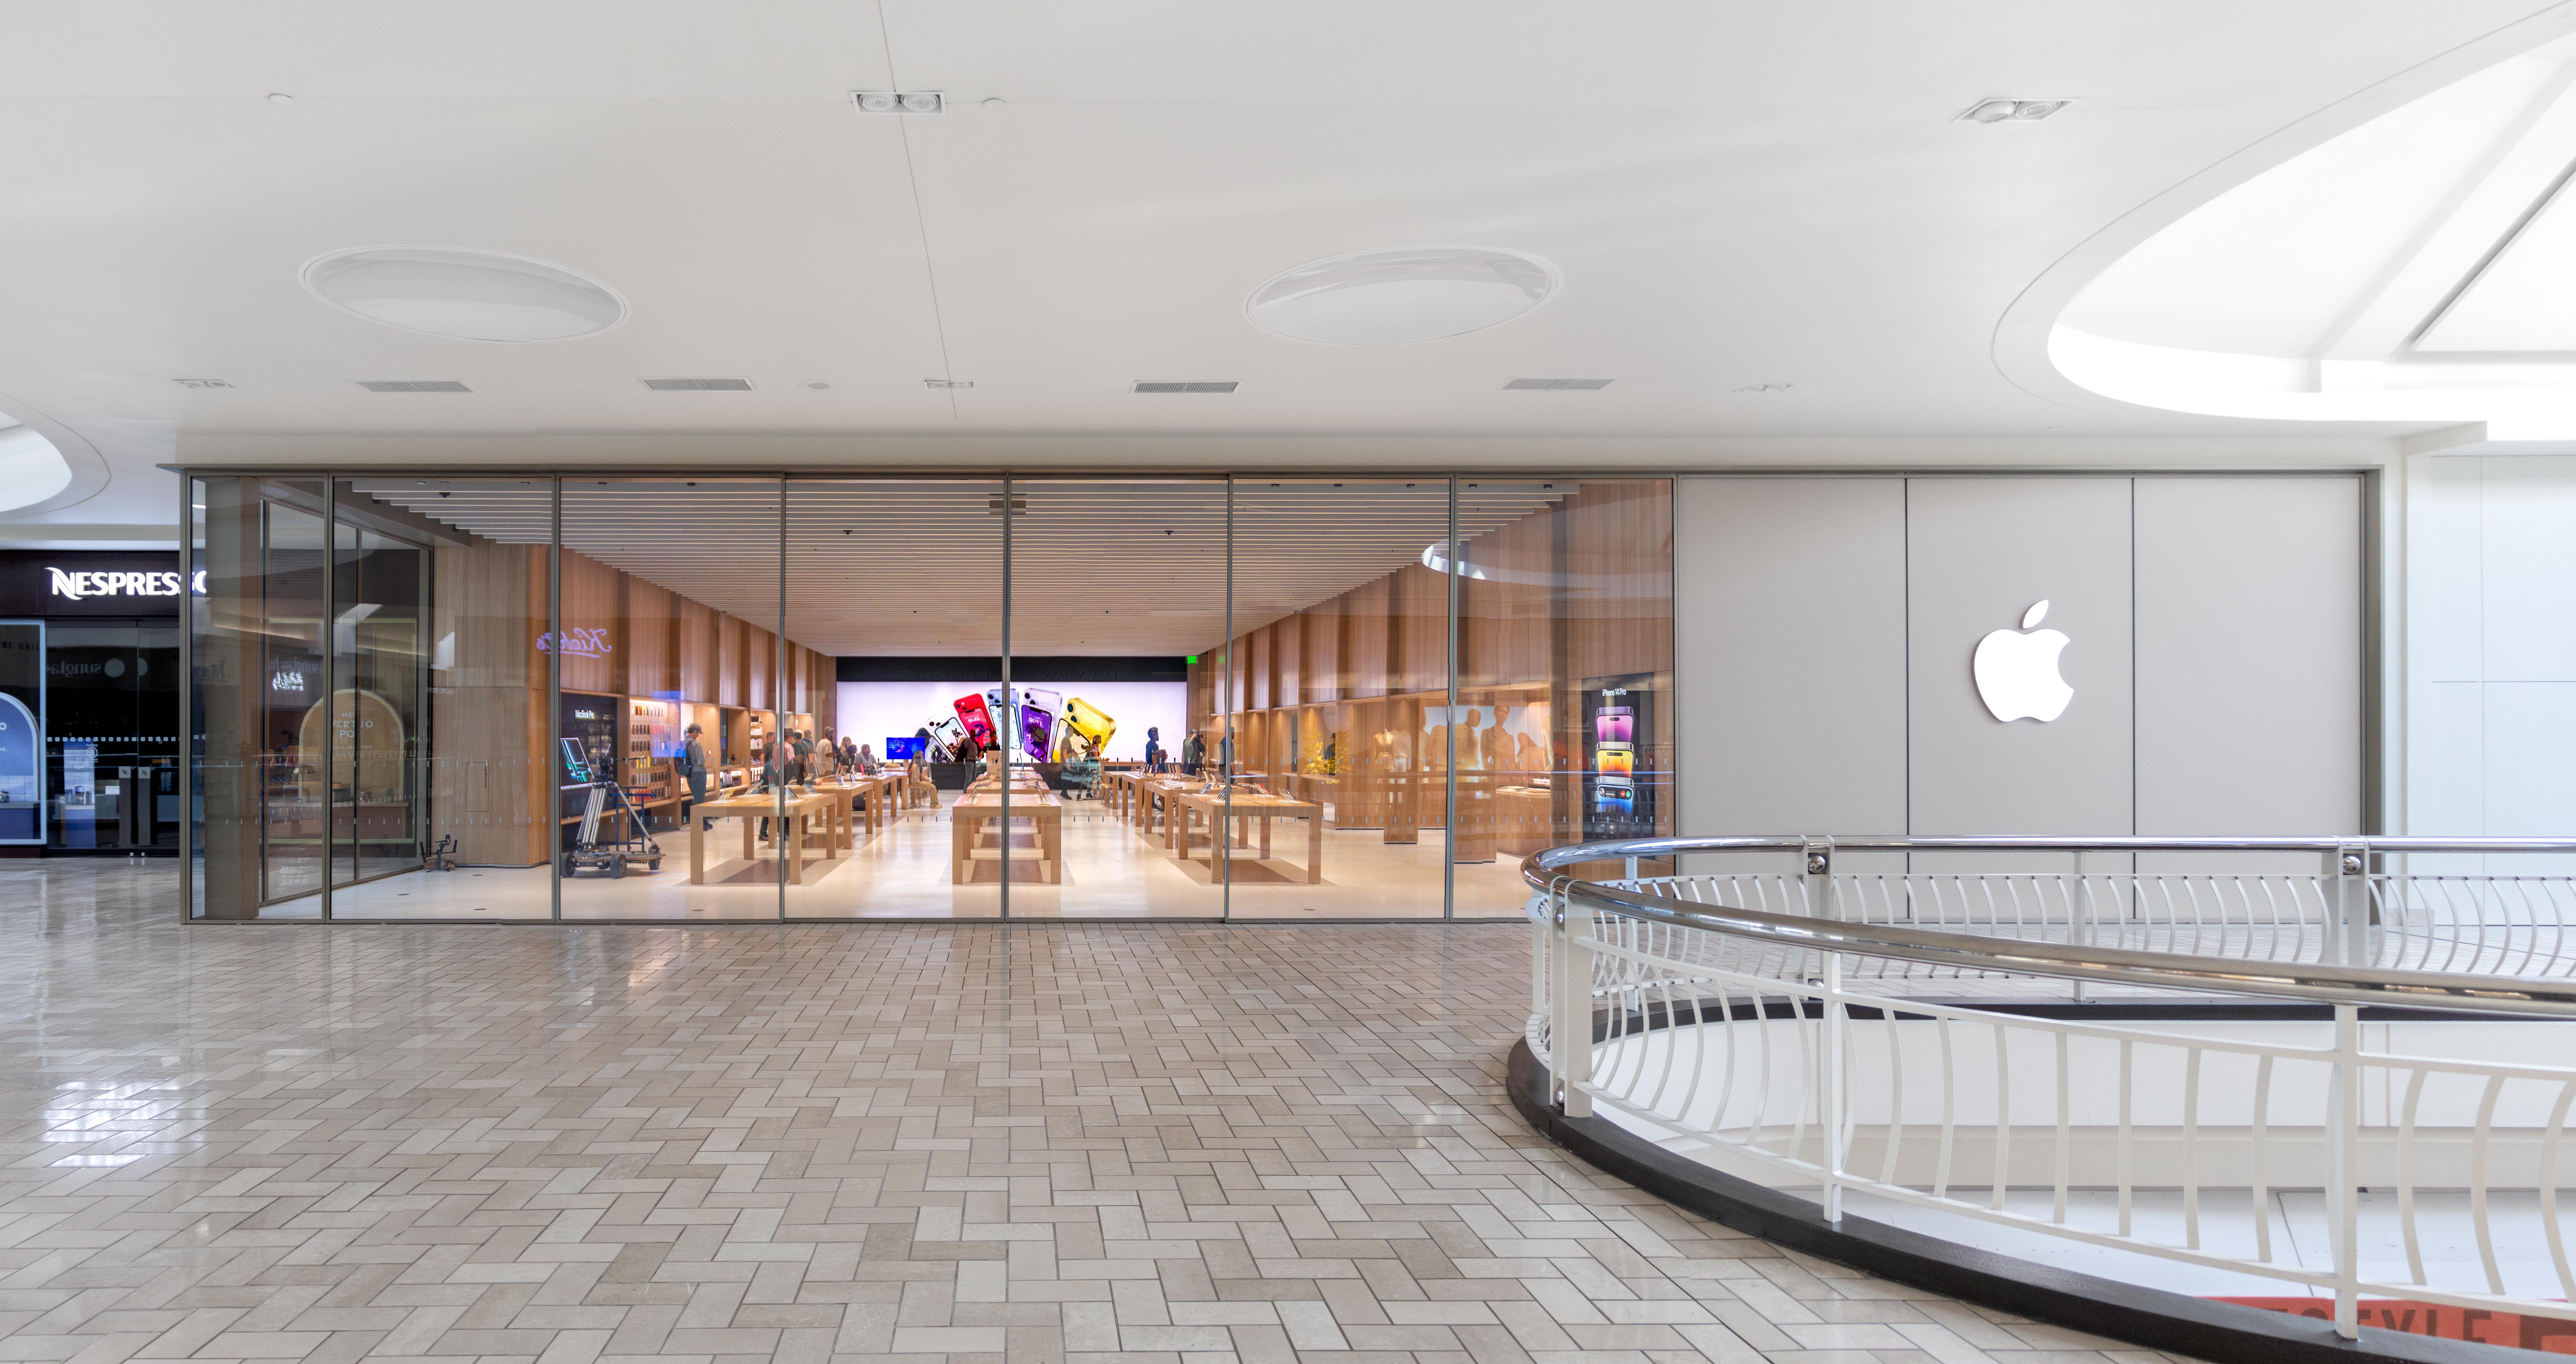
left=349, top=478, right=1572, bottom=657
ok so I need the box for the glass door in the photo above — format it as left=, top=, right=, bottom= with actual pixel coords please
left=784, top=479, right=1003, bottom=919
left=1226, top=479, right=1453, bottom=918
left=1002, top=478, right=1224, bottom=919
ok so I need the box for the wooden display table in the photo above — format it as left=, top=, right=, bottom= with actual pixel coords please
left=1134, top=776, right=1203, bottom=842
left=1171, top=790, right=1324, bottom=883
left=688, top=788, right=846, bottom=885
left=950, top=790, right=1063, bottom=883
left=829, top=772, right=905, bottom=837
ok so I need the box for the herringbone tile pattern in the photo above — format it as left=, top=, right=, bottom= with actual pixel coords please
left=0, top=860, right=2187, bottom=1364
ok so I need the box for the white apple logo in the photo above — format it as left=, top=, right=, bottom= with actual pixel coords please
left=1973, top=600, right=2073, bottom=723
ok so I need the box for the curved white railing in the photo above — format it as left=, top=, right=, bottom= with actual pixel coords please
left=1522, top=836, right=2576, bottom=1343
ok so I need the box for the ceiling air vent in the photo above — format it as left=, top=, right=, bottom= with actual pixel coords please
left=642, top=377, right=754, bottom=391
left=1503, top=378, right=1612, bottom=390
left=358, top=380, right=470, bottom=392
left=1133, top=381, right=1238, bottom=394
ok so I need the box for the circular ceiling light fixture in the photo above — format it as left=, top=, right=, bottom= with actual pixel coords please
left=301, top=246, right=627, bottom=343
left=1245, top=245, right=1558, bottom=345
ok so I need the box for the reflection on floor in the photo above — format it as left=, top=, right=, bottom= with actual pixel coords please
left=271, top=795, right=1537, bottom=919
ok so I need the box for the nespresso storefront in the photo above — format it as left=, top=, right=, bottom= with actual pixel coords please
left=0, top=550, right=185, bottom=854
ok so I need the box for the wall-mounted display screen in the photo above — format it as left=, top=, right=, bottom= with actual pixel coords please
left=1583, top=683, right=1655, bottom=841
left=884, top=736, right=924, bottom=760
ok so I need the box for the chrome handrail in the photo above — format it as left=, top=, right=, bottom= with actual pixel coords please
left=1522, top=835, right=2576, bottom=1016
left=1521, top=835, right=2576, bottom=1339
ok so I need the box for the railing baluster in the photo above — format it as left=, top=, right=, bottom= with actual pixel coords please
left=2251, top=1054, right=2275, bottom=1264
left=2475, top=1074, right=2507, bottom=1295
left=2544, top=1080, right=2576, bottom=1305
left=2400, top=1066, right=2427, bottom=1286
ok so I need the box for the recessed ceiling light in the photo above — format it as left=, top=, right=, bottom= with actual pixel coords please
left=1134, top=381, right=1238, bottom=393
left=357, top=380, right=470, bottom=393
left=1731, top=382, right=1794, bottom=393
left=303, top=247, right=626, bottom=343
left=807, top=382, right=832, bottom=390
left=641, top=377, right=752, bottom=391
left=853, top=91, right=942, bottom=114
left=173, top=378, right=233, bottom=389
left=266, top=93, right=294, bottom=105
left=924, top=379, right=974, bottom=389
left=1503, top=378, right=1611, bottom=390
left=1961, top=98, right=2072, bottom=123
left=1246, top=245, right=1558, bottom=345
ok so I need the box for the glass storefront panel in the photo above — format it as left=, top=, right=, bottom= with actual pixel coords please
left=328, top=478, right=554, bottom=920
left=43, top=623, right=179, bottom=851
left=1005, top=479, right=1222, bottom=919
left=1452, top=478, right=1675, bottom=916
left=182, top=466, right=1677, bottom=924
left=784, top=479, right=1003, bottom=919
left=190, top=478, right=329, bottom=919
left=0, top=621, right=40, bottom=849
left=1222, top=479, right=1453, bottom=918
left=549, top=477, right=789, bottom=920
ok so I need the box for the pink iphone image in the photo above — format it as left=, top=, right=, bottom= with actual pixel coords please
left=954, top=694, right=998, bottom=749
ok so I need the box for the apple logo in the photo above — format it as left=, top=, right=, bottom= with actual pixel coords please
left=1972, top=600, right=2073, bottom=723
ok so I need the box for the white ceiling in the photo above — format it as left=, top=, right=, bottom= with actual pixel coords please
left=2, top=0, right=2571, bottom=542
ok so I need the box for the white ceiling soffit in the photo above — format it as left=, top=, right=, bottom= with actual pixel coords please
left=2414, top=166, right=2576, bottom=351
left=2040, top=23, right=2576, bottom=441
left=0, top=420, right=73, bottom=514
left=2, top=0, right=2570, bottom=501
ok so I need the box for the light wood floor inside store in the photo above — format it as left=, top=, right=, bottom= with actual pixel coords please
left=265, top=797, right=1538, bottom=920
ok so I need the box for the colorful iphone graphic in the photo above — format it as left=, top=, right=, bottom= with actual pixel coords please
left=1062, top=697, right=1116, bottom=755
left=954, top=694, right=997, bottom=749
left=927, top=716, right=966, bottom=761
left=1597, top=746, right=1634, bottom=778
left=1594, top=708, right=1632, bottom=744
left=1020, top=688, right=1061, bottom=761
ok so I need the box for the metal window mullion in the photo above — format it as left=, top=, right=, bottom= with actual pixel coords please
left=1000, top=475, right=1010, bottom=920
left=548, top=477, right=561, bottom=922
left=777, top=477, right=788, bottom=923
left=177, top=474, right=193, bottom=920
left=1223, top=474, right=1233, bottom=919
left=320, top=475, right=336, bottom=922
left=1445, top=477, right=1458, bottom=921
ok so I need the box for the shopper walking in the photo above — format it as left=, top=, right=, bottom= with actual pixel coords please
left=1144, top=726, right=1163, bottom=773
left=680, top=724, right=710, bottom=822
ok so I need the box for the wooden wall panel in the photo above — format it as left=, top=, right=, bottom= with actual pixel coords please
left=1247, top=626, right=1271, bottom=712
left=427, top=537, right=548, bottom=868
left=746, top=624, right=775, bottom=711
left=1300, top=602, right=1341, bottom=704
left=625, top=579, right=675, bottom=700
left=1342, top=577, right=1391, bottom=701
left=677, top=598, right=717, bottom=704
left=556, top=550, right=622, bottom=695
left=1273, top=616, right=1301, bottom=710
left=717, top=615, right=743, bottom=707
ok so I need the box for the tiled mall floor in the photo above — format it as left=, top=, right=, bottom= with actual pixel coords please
left=0, top=859, right=2193, bottom=1364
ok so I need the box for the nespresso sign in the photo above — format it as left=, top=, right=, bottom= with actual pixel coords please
left=49, top=568, right=202, bottom=600
left=0, top=552, right=190, bottom=616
